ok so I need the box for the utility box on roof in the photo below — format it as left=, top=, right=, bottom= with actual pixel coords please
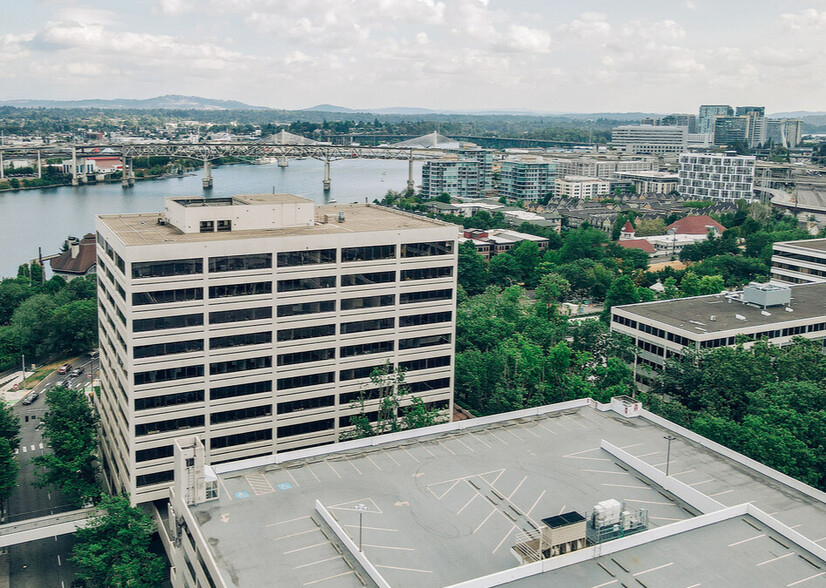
left=742, top=283, right=791, bottom=308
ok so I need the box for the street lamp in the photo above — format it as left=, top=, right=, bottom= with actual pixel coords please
left=354, top=504, right=368, bottom=552
left=664, top=435, right=677, bottom=476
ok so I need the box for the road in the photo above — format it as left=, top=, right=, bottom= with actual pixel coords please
left=4, top=353, right=96, bottom=588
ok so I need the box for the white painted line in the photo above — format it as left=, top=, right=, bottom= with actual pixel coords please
left=789, top=524, right=802, bottom=529
left=728, top=533, right=765, bottom=547
left=813, top=537, right=826, bottom=543
left=304, top=463, right=321, bottom=484
left=583, top=469, right=629, bottom=475
left=456, top=493, right=478, bottom=515
left=493, top=528, right=515, bottom=553
left=506, top=428, right=525, bottom=442
left=670, top=469, right=695, bottom=477
left=61, top=581, right=65, bottom=588
left=619, top=443, right=644, bottom=450
left=633, top=562, right=674, bottom=577
left=788, top=572, right=826, bottom=586
left=688, top=479, right=714, bottom=487
left=57, top=554, right=61, bottom=566
left=285, top=468, right=300, bottom=488
left=382, top=449, right=401, bottom=466
left=473, top=509, right=497, bottom=534
left=558, top=504, right=567, bottom=515
left=682, top=584, right=702, bottom=588
left=570, top=456, right=612, bottom=462
left=708, top=489, right=735, bottom=497
left=267, top=515, right=311, bottom=527
left=293, top=556, right=341, bottom=570
left=635, top=451, right=660, bottom=458
left=455, top=437, right=475, bottom=452
left=564, top=414, right=587, bottom=429
left=527, top=490, right=546, bottom=516
left=403, top=448, right=420, bottom=463
left=489, top=470, right=505, bottom=487
left=434, top=479, right=462, bottom=500
left=303, top=570, right=354, bottom=586
left=535, top=422, right=557, bottom=435
left=273, top=528, right=320, bottom=541
left=564, top=447, right=600, bottom=458
left=591, top=581, right=619, bottom=588
left=469, top=431, right=493, bottom=447
left=417, top=442, right=437, bottom=458
left=487, top=431, right=509, bottom=445
left=326, top=460, right=342, bottom=479
left=602, top=483, right=649, bottom=489
left=438, top=441, right=456, bottom=455
left=284, top=542, right=328, bottom=555
left=649, top=516, right=684, bottom=522
left=346, top=458, right=362, bottom=475
left=508, top=476, right=527, bottom=500
left=757, top=552, right=794, bottom=566
left=517, top=424, right=541, bottom=438
left=363, top=544, right=415, bottom=551
left=343, top=524, right=398, bottom=533
left=624, top=499, right=673, bottom=506
left=375, top=565, right=433, bottom=574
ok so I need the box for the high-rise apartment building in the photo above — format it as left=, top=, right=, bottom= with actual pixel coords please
left=421, top=159, right=482, bottom=199
left=712, top=116, right=751, bottom=146
left=736, top=107, right=767, bottom=147
left=457, top=148, right=494, bottom=191
left=661, top=113, right=697, bottom=133
left=678, top=152, right=756, bottom=202
left=499, top=159, right=557, bottom=202
left=698, top=104, right=733, bottom=134
left=610, top=125, right=688, bottom=154
left=94, top=194, right=457, bottom=503
left=766, top=119, right=803, bottom=148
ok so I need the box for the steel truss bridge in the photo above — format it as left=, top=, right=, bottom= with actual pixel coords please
left=0, top=143, right=442, bottom=190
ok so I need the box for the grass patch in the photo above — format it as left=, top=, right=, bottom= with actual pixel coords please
left=24, top=356, right=80, bottom=386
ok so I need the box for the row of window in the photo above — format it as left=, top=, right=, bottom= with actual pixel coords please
left=130, top=244, right=455, bottom=280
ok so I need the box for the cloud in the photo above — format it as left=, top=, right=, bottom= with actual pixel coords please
left=780, top=8, right=826, bottom=30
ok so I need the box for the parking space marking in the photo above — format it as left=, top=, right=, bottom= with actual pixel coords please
left=267, top=515, right=311, bottom=528
left=633, top=562, right=674, bottom=577
left=473, top=508, right=497, bottom=534
left=218, top=476, right=233, bottom=501
left=403, top=448, right=420, bottom=463
left=438, top=441, right=456, bottom=455
left=430, top=479, right=462, bottom=500
left=564, top=447, right=600, bottom=458
left=757, top=552, right=795, bottom=566
left=682, top=584, right=702, bottom=588
left=468, top=431, right=493, bottom=448
left=284, top=542, right=329, bottom=555
left=375, top=564, right=432, bottom=574
left=592, top=581, right=618, bottom=588
left=527, top=490, right=546, bottom=516
left=417, top=442, right=437, bottom=458
left=504, top=428, right=525, bottom=442
left=729, top=533, right=765, bottom=547
left=325, top=460, right=342, bottom=479
left=708, top=489, right=735, bottom=497
left=670, top=469, right=696, bottom=476
left=303, top=570, right=354, bottom=586
left=535, top=422, right=557, bottom=435
left=366, top=455, right=382, bottom=471
left=565, top=414, right=588, bottom=429
left=813, top=537, right=826, bottom=543
left=558, top=504, right=568, bottom=515
left=329, top=497, right=382, bottom=514
left=343, top=458, right=361, bottom=475
left=487, top=431, right=509, bottom=445
left=624, top=499, right=673, bottom=506
left=273, top=528, right=321, bottom=541
left=364, top=544, right=415, bottom=551
left=344, top=524, right=398, bottom=533
left=293, top=556, right=341, bottom=570
left=602, top=483, right=649, bottom=489
left=619, top=443, right=643, bottom=450
left=285, top=468, right=300, bottom=488
left=454, top=437, right=475, bottom=452
left=382, top=449, right=401, bottom=465
left=584, top=469, right=629, bottom=475
left=635, top=451, right=660, bottom=458
left=305, top=464, right=321, bottom=483
left=788, top=572, right=826, bottom=586
left=508, top=476, right=527, bottom=500
left=493, top=528, right=515, bottom=553
left=456, top=493, right=478, bottom=515
left=688, top=479, right=715, bottom=486
left=245, top=473, right=275, bottom=495
left=517, top=424, right=541, bottom=438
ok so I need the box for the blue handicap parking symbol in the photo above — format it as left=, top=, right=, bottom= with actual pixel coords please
left=235, top=491, right=250, bottom=499
left=277, top=483, right=292, bottom=491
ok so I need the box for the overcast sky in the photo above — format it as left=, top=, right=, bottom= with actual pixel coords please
left=3, top=0, right=825, bottom=113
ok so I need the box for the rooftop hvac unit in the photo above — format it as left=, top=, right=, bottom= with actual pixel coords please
left=735, top=314, right=746, bottom=320
left=742, top=282, right=791, bottom=308
left=709, top=315, right=716, bottom=321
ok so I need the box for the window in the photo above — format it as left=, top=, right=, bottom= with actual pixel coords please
left=115, top=282, right=126, bottom=300
left=339, top=363, right=389, bottom=381
left=135, top=415, right=204, bottom=436
left=135, top=390, right=205, bottom=411
left=277, top=395, right=335, bottom=414
left=134, top=365, right=204, bottom=386
left=134, top=339, right=204, bottom=359
left=341, top=295, right=395, bottom=311
left=211, top=428, right=272, bottom=449
left=399, top=355, right=451, bottom=372
left=408, top=377, right=450, bottom=393
left=209, top=253, right=272, bottom=273
left=277, top=324, right=335, bottom=342
left=277, top=276, right=336, bottom=293
left=401, top=241, right=454, bottom=257
left=216, top=219, right=231, bottom=232
left=277, top=371, right=335, bottom=391
left=400, top=311, right=452, bottom=327
left=426, top=399, right=450, bottom=411
left=340, top=317, right=394, bottom=334
left=277, top=300, right=335, bottom=317
left=136, top=470, right=174, bottom=487
left=401, top=266, right=453, bottom=281
left=277, top=249, right=336, bottom=267
left=209, top=282, right=272, bottom=298
left=135, top=445, right=174, bottom=462
left=277, top=419, right=334, bottom=438
left=340, top=340, right=394, bottom=358
left=339, top=412, right=379, bottom=428
left=209, top=306, right=272, bottom=324
left=134, top=314, right=203, bottom=332
left=133, top=287, right=203, bottom=306
left=210, top=331, right=271, bottom=350
left=200, top=220, right=214, bottom=233
left=342, top=245, right=396, bottom=262
left=210, top=356, right=272, bottom=375
left=339, top=388, right=382, bottom=404
left=132, top=258, right=202, bottom=279
left=277, top=348, right=335, bottom=366
left=211, top=404, right=272, bottom=425
left=399, top=334, right=451, bottom=350
left=211, top=380, right=272, bottom=401
left=341, top=271, right=395, bottom=287
left=400, top=289, right=453, bottom=304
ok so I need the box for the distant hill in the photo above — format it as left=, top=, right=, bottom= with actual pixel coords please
left=301, top=104, right=664, bottom=119
left=302, top=104, right=359, bottom=113
left=769, top=111, right=826, bottom=118
left=0, top=94, right=269, bottom=110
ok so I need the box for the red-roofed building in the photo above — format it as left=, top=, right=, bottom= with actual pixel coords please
left=666, top=215, right=726, bottom=236
left=619, top=220, right=636, bottom=241
left=617, top=238, right=655, bottom=253
left=49, top=234, right=97, bottom=280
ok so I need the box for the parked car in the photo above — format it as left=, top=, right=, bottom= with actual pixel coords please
left=58, top=363, right=72, bottom=375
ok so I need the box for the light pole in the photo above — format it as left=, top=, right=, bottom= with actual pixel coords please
left=664, top=435, right=676, bottom=476
left=354, top=504, right=367, bottom=552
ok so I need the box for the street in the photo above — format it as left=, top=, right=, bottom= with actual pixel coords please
left=3, top=353, right=96, bottom=588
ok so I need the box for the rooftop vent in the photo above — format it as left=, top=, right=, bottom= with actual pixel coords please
left=742, top=282, right=791, bottom=308
left=735, top=314, right=746, bottom=321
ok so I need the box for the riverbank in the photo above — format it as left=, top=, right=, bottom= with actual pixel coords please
left=0, top=171, right=199, bottom=193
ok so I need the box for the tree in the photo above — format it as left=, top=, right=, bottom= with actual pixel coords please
left=634, top=218, right=666, bottom=237
left=49, top=299, right=98, bottom=356
left=0, top=438, right=19, bottom=511
left=71, top=494, right=166, bottom=588
left=489, top=254, right=521, bottom=287
left=534, top=273, right=570, bottom=318
left=559, top=227, right=607, bottom=262
left=0, top=401, right=20, bottom=450
left=10, top=294, right=57, bottom=359
left=457, top=241, right=488, bottom=295
left=434, top=193, right=451, bottom=203
left=509, top=240, right=542, bottom=287
left=601, top=275, right=639, bottom=321
left=33, top=386, right=99, bottom=506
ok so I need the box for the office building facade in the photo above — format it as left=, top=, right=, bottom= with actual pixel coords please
left=94, top=194, right=457, bottom=503
left=554, top=176, right=610, bottom=199
left=611, top=125, right=688, bottom=155
left=771, top=238, right=826, bottom=284
left=698, top=104, right=734, bottom=134
left=678, top=152, right=755, bottom=202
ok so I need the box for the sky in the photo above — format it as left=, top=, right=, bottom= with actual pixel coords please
left=3, top=0, right=826, bottom=113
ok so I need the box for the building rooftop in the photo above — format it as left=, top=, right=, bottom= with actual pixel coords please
left=614, top=282, right=826, bottom=335
left=776, top=238, right=826, bottom=253
left=188, top=401, right=826, bottom=588
left=665, top=214, right=726, bottom=235
left=98, top=202, right=449, bottom=247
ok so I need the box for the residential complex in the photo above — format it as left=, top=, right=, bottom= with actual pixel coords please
left=617, top=214, right=726, bottom=260
left=712, top=116, right=751, bottom=146
left=498, top=158, right=557, bottom=202
left=554, top=175, right=610, bottom=199
left=614, top=171, right=679, bottom=194
left=156, top=395, right=826, bottom=588
left=677, top=151, right=756, bottom=202
left=460, top=228, right=550, bottom=260
left=554, top=156, right=656, bottom=180
left=766, top=118, right=803, bottom=148
left=610, top=125, right=688, bottom=154
left=698, top=104, right=734, bottom=134
left=771, top=238, right=826, bottom=284
left=421, top=159, right=483, bottom=199
left=94, top=194, right=458, bottom=503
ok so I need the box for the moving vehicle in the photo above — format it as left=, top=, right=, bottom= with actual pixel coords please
left=58, top=363, right=72, bottom=375
left=21, top=391, right=38, bottom=405
left=69, top=366, right=84, bottom=377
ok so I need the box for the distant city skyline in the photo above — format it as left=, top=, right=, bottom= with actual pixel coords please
left=3, top=1, right=825, bottom=112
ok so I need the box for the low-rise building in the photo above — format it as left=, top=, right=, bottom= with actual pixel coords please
left=554, top=176, right=610, bottom=199
left=460, top=228, right=549, bottom=260
left=771, top=238, right=826, bottom=284
left=611, top=125, right=688, bottom=155
left=49, top=233, right=97, bottom=280
left=617, top=215, right=725, bottom=260
left=615, top=171, right=679, bottom=194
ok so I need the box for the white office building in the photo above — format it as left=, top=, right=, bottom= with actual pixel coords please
left=678, top=152, right=756, bottom=202
left=94, top=194, right=457, bottom=503
left=611, top=125, right=688, bottom=155
left=555, top=176, right=610, bottom=199
left=554, top=157, right=656, bottom=180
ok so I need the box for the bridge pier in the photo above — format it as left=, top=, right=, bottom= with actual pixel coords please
left=202, top=160, right=213, bottom=189
left=323, top=159, right=331, bottom=191
left=407, top=156, right=415, bottom=192
left=122, top=157, right=134, bottom=187
left=0, top=151, right=4, bottom=180
left=37, top=150, right=42, bottom=179
left=278, top=155, right=289, bottom=168
left=71, top=147, right=79, bottom=186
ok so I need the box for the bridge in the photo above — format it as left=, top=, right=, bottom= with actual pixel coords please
left=0, top=508, right=93, bottom=548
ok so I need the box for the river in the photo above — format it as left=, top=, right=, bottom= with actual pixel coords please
left=0, top=158, right=423, bottom=279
